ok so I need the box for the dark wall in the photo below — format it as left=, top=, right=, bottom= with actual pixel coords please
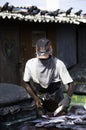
left=78, top=25, right=86, bottom=63
left=0, top=23, right=21, bottom=84
left=56, top=24, right=77, bottom=68
left=20, top=22, right=57, bottom=65
left=0, top=19, right=86, bottom=85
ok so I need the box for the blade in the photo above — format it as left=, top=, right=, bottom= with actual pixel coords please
left=54, top=105, right=63, bottom=116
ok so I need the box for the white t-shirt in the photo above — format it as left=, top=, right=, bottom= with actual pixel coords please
left=23, top=57, right=73, bottom=87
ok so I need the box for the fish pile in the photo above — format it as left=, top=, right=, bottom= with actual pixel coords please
left=30, top=105, right=86, bottom=129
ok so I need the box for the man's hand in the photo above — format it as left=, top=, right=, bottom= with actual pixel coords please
left=35, top=96, right=44, bottom=117
left=35, top=96, right=43, bottom=108
left=58, top=95, right=71, bottom=110
left=23, top=81, right=43, bottom=108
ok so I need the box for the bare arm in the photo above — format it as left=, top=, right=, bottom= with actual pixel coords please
left=67, top=82, right=75, bottom=97
left=22, top=81, right=43, bottom=108
left=58, top=82, right=75, bottom=110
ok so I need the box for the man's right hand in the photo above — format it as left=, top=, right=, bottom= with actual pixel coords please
left=23, top=82, right=43, bottom=108
left=35, top=96, right=44, bottom=117
left=35, top=96, right=43, bottom=108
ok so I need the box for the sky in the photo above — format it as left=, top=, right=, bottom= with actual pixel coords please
left=60, top=0, right=86, bottom=13
left=0, top=0, right=86, bottom=13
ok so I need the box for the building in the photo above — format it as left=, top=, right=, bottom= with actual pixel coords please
left=0, top=3, right=86, bottom=92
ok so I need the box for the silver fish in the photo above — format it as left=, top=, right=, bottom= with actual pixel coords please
left=35, top=115, right=66, bottom=127
left=54, top=105, right=63, bottom=116
left=35, top=120, right=50, bottom=127
left=84, top=103, right=86, bottom=110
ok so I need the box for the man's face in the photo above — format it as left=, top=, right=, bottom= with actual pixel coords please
left=36, top=45, right=51, bottom=59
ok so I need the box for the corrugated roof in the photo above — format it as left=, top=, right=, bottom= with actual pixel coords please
left=1, top=11, right=86, bottom=25
left=0, top=3, right=86, bottom=25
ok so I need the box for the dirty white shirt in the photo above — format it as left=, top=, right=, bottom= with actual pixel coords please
left=23, top=57, right=73, bottom=88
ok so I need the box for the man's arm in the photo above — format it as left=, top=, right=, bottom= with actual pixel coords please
left=67, top=82, right=75, bottom=97
left=58, top=82, right=75, bottom=111
left=22, top=81, right=43, bottom=108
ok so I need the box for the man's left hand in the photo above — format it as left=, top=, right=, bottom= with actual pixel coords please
left=58, top=95, right=71, bottom=110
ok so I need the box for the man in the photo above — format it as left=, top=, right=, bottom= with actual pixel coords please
left=23, top=38, right=75, bottom=116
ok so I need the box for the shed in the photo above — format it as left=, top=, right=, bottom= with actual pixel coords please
left=0, top=3, right=86, bottom=92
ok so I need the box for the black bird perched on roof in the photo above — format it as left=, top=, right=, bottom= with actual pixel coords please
left=8, top=5, right=14, bottom=12
left=47, top=10, right=60, bottom=17
left=66, top=7, right=73, bottom=15
left=28, top=6, right=38, bottom=12
left=53, top=10, right=60, bottom=17
left=40, top=10, right=48, bottom=16
left=47, top=11, right=54, bottom=16
left=12, top=7, right=28, bottom=15
left=30, top=9, right=40, bottom=15
left=1, top=2, right=9, bottom=11
left=75, top=10, right=83, bottom=16
left=28, top=6, right=40, bottom=15
left=56, top=9, right=65, bottom=14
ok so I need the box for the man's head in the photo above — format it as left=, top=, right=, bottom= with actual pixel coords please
left=36, top=38, right=52, bottom=59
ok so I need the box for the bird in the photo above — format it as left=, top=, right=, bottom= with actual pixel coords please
left=56, top=9, right=65, bottom=14
left=7, top=5, right=14, bottom=12
left=47, top=9, right=61, bottom=17
left=12, top=7, right=28, bottom=15
left=40, top=10, right=48, bottom=16
left=1, top=2, right=9, bottom=11
left=47, top=11, right=55, bottom=16
left=28, top=6, right=40, bottom=15
left=75, top=10, right=83, bottom=16
left=29, top=6, right=38, bottom=12
left=66, top=7, right=73, bottom=15
left=30, top=9, right=40, bottom=15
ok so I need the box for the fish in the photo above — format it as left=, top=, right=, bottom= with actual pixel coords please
left=35, top=120, right=50, bottom=127
left=66, top=114, right=86, bottom=120
left=56, top=123, right=75, bottom=129
left=74, top=118, right=86, bottom=125
left=35, top=115, right=66, bottom=127
left=30, top=105, right=86, bottom=128
left=84, top=103, right=86, bottom=110
left=54, top=105, right=63, bottom=116
left=44, top=123, right=56, bottom=128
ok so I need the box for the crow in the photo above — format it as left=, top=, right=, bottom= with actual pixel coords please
left=40, top=10, right=48, bottom=16
left=12, top=7, right=28, bottom=15
left=47, top=11, right=55, bottom=16
left=30, top=9, right=40, bottom=15
left=1, top=2, right=9, bottom=11
left=47, top=10, right=61, bottom=17
left=28, top=6, right=40, bottom=15
left=8, top=5, right=14, bottom=12
left=29, top=6, right=38, bottom=12
left=57, top=9, right=65, bottom=14
left=75, top=10, right=83, bottom=16
left=66, top=7, right=73, bottom=15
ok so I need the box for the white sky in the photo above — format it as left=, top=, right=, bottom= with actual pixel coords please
left=0, top=0, right=59, bottom=10
left=60, top=0, right=86, bottom=13
left=0, top=0, right=86, bottom=13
